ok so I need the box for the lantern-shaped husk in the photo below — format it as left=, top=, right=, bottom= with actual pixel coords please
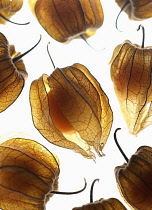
left=115, top=0, right=152, bottom=20
left=0, top=32, right=28, bottom=112
left=0, top=0, right=23, bottom=24
left=115, top=146, right=152, bottom=210
left=110, top=40, right=152, bottom=135
left=28, top=0, right=104, bottom=42
left=30, top=63, right=113, bottom=159
left=0, top=138, right=60, bottom=210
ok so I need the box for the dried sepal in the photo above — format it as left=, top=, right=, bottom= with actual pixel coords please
left=0, top=33, right=41, bottom=112
left=73, top=198, right=127, bottom=209
left=110, top=40, right=152, bottom=135
left=0, top=0, right=23, bottom=24
left=0, top=33, right=27, bottom=112
left=0, top=138, right=60, bottom=210
left=115, top=146, right=152, bottom=210
left=28, top=0, right=104, bottom=43
left=30, top=63, right=113, bottom=159
left=115, top=0, right=152, bottom=20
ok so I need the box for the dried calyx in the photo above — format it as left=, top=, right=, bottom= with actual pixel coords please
left=110, top=26, right=152, bottom=135
left=28, top=0, right=104, bottom=43
left=115, top=0, right=152, bottom=21
left=114, top=129, right=152, bottom=209
left=30, top=43, right=113, bottom=159
left=0, top=0, right=29, bottom=25
left=0, top=33, right=41, bottom=112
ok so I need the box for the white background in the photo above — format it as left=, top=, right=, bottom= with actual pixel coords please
left=1, top=0, right=152, bottom=209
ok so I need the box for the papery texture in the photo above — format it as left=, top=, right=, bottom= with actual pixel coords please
left=28, top=0, right=104, bottom=42
left=30, top=63, right=113, bottom=159
left=0, top=33, right=27, bottom=112
left=0, top=0, right=23, bottom=24
left=115, top=146, right=152, bottom=210
left=115, top=0, right=152, bottom=20
left=110, top=40, right=152, bottom=135
left=0, top=138, right=60, bottom=210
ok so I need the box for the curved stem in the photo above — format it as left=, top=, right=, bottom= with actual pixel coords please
left=0, top=14, right=30, bottom=25
left=114, top=128, right=128, bottom=162
left=90, top=179, right=99, bottom=203
left=80, top=35, right=102, bottom=51
left=50, top=178, right=87, bottom=195
left=137, top=24, right=145, bottom=48
left=80, top=35, right=93, bottom=49
left=13, top=35, right=42, bottom=63
left=47, top=42, right=56, bottom=69
left=115, top=0, right=130, bottom=32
